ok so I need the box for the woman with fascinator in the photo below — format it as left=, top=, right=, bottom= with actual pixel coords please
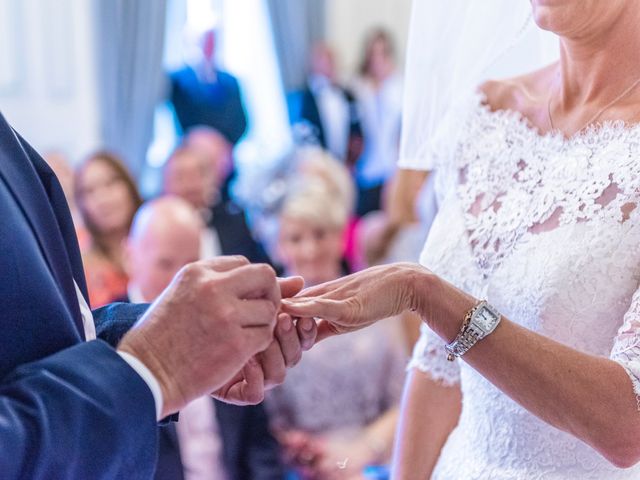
left=283, top=1, right=640, bottom=478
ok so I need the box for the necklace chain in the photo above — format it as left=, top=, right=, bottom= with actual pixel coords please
left=547, top=73, right=640, bottom=132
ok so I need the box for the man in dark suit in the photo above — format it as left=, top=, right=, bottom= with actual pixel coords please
left=122, top=197, right=284, bottom=479
left=163, top=138, right=272, bottom=266
left=169, top=29, right=248, bottom=147
left=299, top=43, right=362, bottom=167
left=0, top=111, right=315, bottom=478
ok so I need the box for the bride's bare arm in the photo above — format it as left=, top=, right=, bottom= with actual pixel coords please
left=392, top=370, right=461, bottom=479
left=417, top=273, right=640, bottom=469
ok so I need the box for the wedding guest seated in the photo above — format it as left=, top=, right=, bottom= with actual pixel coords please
left=75, top=150, right=142, bottom=306
left=266, top=181, right=407, bottom=480
left=185, top=126, right=236, bottom=201
left=163, top=141, right=271, bottom=264
left=123, top=196, right=285, bottom=480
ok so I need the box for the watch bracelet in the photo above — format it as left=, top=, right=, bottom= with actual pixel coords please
left=445, top=300, right=486, bottom=361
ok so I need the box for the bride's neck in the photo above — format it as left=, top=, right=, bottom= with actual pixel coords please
left=557, top=7, right=640, bottom=108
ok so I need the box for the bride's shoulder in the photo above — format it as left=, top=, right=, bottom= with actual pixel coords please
left=477, top=63, right=558, bottom=114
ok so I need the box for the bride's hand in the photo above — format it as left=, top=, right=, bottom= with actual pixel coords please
left=281, top=263, right=430, bottom=341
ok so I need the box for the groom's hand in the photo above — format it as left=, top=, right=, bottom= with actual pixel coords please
left=212, top=277, right=318, bottom=405
left=119, top=256, right=280, bottom=417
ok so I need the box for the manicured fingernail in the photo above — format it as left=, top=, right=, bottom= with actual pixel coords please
left=301, top=318, right=313, bottom=331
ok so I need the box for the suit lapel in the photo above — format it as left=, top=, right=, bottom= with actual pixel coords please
left=0, top=114, right=85, bottom=337
left=16, top=130, right=90, bottom=303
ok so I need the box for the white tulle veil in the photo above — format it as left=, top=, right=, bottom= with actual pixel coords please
left=399, top=0, right=560, bottom=170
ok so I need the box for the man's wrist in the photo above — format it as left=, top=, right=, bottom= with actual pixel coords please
left=117, top=350, right=164, bottom=421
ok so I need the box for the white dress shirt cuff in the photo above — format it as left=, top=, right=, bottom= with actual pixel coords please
left=117, top=351, right=164, bottom=421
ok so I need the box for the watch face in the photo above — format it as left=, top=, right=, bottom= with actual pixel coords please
left=475, top=306, right=498, bottom=331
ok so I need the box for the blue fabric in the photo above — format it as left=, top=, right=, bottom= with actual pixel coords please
left=110, top=295, right=284, bottom=480
left=155, top=401, right=285, bottom=480
left=0, top=112, right=158, bottom=478
left=0, top=341, right=158, bottom=479
left=169, top=67, right=248, bottom=145
left=208, top=199, right=273, bottom=267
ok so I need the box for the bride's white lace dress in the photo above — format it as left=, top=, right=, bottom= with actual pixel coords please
left=408, top=92, right=640, bottom=479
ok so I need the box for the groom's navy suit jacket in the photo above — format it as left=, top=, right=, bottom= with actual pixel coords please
left=0, top=112, right=158, bottom=479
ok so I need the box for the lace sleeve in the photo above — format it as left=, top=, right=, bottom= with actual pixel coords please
left=610, top=287, right=640, bottom=410
left=407, top=323, right=460, bottom=386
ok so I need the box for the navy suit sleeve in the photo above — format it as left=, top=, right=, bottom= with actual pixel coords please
left=93, top=302, right=150, bottom=348
left=246, top=404, right=286, bottom=480
left=93, top=302, right=179, bottom=424
left=0, top=340, right=158, bottom=479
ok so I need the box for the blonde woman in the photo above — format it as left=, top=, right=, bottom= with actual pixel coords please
left=267, top=181, right=406, bottom=480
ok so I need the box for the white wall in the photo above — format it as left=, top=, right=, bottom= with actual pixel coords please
left=0, top=0, right=100, bottom=162
left=325, top=0, right=412, bottom=79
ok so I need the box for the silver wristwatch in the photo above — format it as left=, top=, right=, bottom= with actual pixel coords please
left=445, top=301, right=501, bottom=361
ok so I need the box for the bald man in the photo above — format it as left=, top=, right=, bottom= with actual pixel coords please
left=125, top=197, right=203, bottom=303
left=123, top=197, right=284, bottom=480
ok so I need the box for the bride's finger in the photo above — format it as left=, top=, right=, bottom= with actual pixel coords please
left=294, top=283, right=333, bottom=299
left=293, top=274, right=357, bottom=299
left=281, top=297, right=346, bottom=320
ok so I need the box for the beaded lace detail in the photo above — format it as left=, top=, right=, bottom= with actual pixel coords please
left=411, top=93, right=640, bottom=478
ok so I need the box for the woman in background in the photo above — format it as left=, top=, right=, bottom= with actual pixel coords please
left=75, top=151, right=142, bottom=307
left=266, top=176, right=406, bottom=480
left=352, top=28, right=403, bottom=217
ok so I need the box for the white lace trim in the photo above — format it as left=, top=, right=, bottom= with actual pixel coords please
left=614, top=358, right=640, bottom=412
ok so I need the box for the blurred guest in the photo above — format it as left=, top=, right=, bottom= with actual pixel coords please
left=266, top=182, right=406, bottom=480
left=184, top=125, right=235, bottom=201
left=294, top=147, right=356, bottom=213
left=122, top=197, right=284, bottom=480
left=43, top=150, right=89, bottom=250
left=300, top=43, right=362, bottom=166
left=164, top=139, right=271, bottom=264
left=352, top=28, right=403, bottom=216
left=292, top=147, right=359, bottom=273
left=169, top=29, right=248, bottom=146
left=75, top=151, right=142, bottom=307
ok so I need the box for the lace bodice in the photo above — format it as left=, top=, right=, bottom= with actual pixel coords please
left=408, top=93, right=640, bottom=479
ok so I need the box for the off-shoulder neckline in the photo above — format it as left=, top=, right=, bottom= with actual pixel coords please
left=470, top=90, right=640, bottom=145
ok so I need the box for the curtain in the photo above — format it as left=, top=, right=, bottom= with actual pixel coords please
left=267, top=0, right=325, bottom=92
left=93, top=0, right=167, bottom=177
